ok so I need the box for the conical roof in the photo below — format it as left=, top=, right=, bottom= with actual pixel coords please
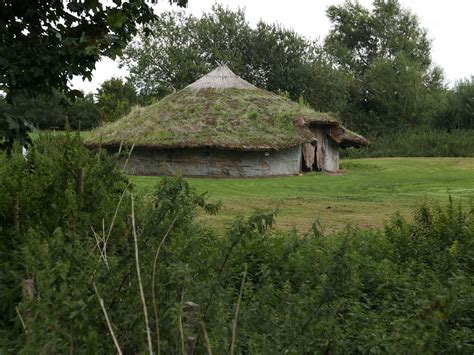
left=85, top=65, right=366, bottom=150
left=185, top=64, right=256, bottom=91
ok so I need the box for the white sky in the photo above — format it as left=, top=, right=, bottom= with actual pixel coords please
left=71, top=0, right=474, bottom=94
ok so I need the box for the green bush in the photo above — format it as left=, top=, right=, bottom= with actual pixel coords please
left=0, top=134, right=130, bottom=352
left=342, top=128, right=474, bottom=158
left=1, top=136, right=473, bottom=353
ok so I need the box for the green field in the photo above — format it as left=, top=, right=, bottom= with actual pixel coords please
left=131, top=157, right=474, bottom=233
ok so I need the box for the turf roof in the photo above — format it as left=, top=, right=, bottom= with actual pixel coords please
left=85, top=85, right=340, bottom=151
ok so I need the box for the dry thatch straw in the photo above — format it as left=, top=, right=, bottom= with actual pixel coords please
left=185, top=65, right=256, bottom=91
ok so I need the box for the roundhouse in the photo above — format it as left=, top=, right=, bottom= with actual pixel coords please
left=85, top=65, right=368, bottom=177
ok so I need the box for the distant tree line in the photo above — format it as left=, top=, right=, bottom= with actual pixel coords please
left=3, top=1, right=472, bottom=137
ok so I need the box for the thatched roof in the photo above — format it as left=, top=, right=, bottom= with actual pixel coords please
left=85, top=65, right=366, bottom=150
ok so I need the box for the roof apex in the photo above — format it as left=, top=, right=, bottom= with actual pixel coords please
left=185, top=64, right=256, bottom=91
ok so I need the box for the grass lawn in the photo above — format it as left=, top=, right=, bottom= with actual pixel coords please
left=130, top=157, right=474, bottom=233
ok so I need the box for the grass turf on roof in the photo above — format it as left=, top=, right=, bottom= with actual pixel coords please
left=84, top=87, right=339, bottom=151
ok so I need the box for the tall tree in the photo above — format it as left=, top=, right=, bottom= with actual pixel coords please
left=325, top=0, right=444, bottom=134
left=67, top=94, right=102, bottom=130
left=325, top=0, right=431, bottom=74
left=96, top=77, right=137, bottom=122
left=434, top=77, right=474, bottom=131
left=0, top=0, right=188, bottom=150
left=121, top=6, right=253, bottom=97
left=122, top=10, right=206, bottom=98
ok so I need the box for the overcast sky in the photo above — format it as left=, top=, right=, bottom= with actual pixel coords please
left=71, top=0, right=474, bottom=94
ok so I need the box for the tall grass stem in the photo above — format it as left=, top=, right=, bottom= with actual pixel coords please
left=131, top=193, right=154, bottom=354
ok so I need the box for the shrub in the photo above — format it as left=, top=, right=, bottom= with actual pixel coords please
left=0, top=134, right=130, bottom=352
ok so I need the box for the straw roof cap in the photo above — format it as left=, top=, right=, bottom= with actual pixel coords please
left=185, top=64, right=256, bottom=91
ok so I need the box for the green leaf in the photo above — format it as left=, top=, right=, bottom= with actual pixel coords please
left=106, top=10, right=127, bottom=30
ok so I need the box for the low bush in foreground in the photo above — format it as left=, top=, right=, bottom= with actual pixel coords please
left=1, top=136, right=473, bottom=353
left=342, top=128, right=474, bottom=158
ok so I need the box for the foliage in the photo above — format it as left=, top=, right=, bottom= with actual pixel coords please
left=0, top=94, right=64, bottom=131
left=122, top=10, right=203, bottom=98
left=1, top=140, right=472, bottom=352
left=325, top=0, right=432, bottom=73
left=325, top=0, right=446, bottom=134
left=0, top=93, right=100, bottom=131
left=0, top=134, right=130, bottom=351
left=85, top=87, right=338, bottom=149
left=67, top=94, right=102, bottom=130
left=434, top=77, right=474, bottom=131
left=342, top=128, right=474, bottom=158
left=0, top=0, right=188, bottom=150
left=96, top=77, right=138, bottom=123
left=121, top=5, right=350, bottom=113
left=0, top=136, right=219, bottom=352
left=359, top=53, right=437, bottom=131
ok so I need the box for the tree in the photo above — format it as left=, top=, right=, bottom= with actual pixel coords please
left=1, top=95, right=66, bottom=131
left=324, top=0, right=444, bottom=134
left=96, top=78, right=137, bottom=122
left=325, top=0, right=431, bottom=74
left=122, top=5, right=350, bottom=113
left=434, top=77, right=474, bottom=131
left=0, top=0, right=188, bottom=150
left=0, top=92, right=101, bottom=131
left=67, top=94, right=101, bottom=130
left=121, top=6, right=250, bottom=97
left=244, top=21, right=317, bottom=101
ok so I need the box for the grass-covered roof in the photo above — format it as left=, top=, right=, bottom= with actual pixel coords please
left=85, top=65, right=365, bottom=150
